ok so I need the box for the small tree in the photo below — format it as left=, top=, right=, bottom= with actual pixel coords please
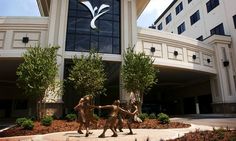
left=16, top=45, right=59, bottom=119
left=121, top=47, right=157, bottom=112
left=68, top=51, right=106, bottom=97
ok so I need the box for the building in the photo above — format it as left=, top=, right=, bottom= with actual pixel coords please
left=0, top=0, right=235, bottom=118
left=153, top=0, right=236, bottom=113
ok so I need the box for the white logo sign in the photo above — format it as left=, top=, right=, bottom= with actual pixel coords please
left=80, top=0, right=110, bottom=29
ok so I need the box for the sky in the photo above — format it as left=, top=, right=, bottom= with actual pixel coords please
left=0, top=0, right=172, bottom=28
left=137, top=0, right=172, bottom=27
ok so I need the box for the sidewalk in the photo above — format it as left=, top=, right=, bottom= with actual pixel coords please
left=0, top=124, right=213, bottom=141
left=1, top=117, right=236, bottom=141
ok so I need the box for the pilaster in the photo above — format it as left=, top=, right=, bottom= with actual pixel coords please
left=205, top=35, right=236, bottom=113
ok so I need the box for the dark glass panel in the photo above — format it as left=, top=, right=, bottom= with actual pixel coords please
left=91, top=36, right=99, bottom=51
left=99, top=20, right=112, bottom=36
left=113, top=22, right=119, bottom=37
left=113, top=15, right=119, bottom=22
left=114, top=0, right=120, bottom=14
left=77, top=11, right=92, bottom=18
left=100, top=13, right=113, bottom=20
left=66, top=34, right=75, bottom=51
left=67, top=17, right=76, bottom=33
left=75, top=35, right=90, bottom=52
left=69, top=0, right=77, bottom=10
left=113, top=38, right=120, bottom=54
left=100, top=0, right=113, bottom=14
left=99, top=37, right=112, bottom=53
left=75, top=18, right=90, bottom=34
left=66, top=0, right=120, bottom=54
left=68, top=9, right=77, bottom=17
left=78, top=3, right=89, bottom=11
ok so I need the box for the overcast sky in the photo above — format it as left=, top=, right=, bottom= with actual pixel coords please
left=0, top=0, right=172, bottom=28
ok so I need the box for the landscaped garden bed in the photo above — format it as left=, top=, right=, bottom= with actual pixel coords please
left=0, top=118, right=190, bottom=137
left=167, top=128, right=236, bottom=141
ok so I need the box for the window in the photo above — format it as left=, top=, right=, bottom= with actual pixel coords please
left=233, top=15, right=236, bottom=29
left=196, top=35, right=203, bottom=41
left=166, top=14, right=172, bottom=25
left=210, top=23, right=225, bottom=35
left=190, top=10, right=200, bottom=25
left=206, top=0, right=219, bottom=13
left=177, top=22, right=185, bottom=34
left=188, top=0, right=192, bottom=3
left=149, top=25, right=156, bottom=29
left=158, top=23, right=163, bottom=30
left=175, top=2, right=183, bottom=15
left=66, top=0, right=121, bottom=54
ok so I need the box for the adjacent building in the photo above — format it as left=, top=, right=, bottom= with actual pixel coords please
left=153, top=0, right=236, bottom=114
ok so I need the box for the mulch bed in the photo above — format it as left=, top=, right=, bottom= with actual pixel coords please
left=0, top=119, right=190, bottom=137
left=167, top=129, right=236, bottom=141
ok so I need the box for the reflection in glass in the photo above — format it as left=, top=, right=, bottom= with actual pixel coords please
left=66, top=0, right=120, bottom=54
left=99, top=37, right=112, bottom=53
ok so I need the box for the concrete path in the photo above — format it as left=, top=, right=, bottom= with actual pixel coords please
left=171, top=117, right=236, bottom=129
left=1, top=117, right=236, bottom=141
left=0, top=124, right=213, bottom=141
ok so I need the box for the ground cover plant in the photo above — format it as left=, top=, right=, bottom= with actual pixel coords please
left=167, top=128, right=236, bottom=141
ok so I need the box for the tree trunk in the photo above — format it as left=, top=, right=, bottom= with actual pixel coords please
left=36, top=99, right=39, bottom=120
left=134, top=91, right=143, bottom=114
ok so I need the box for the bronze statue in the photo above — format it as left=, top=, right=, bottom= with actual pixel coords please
left=74, top=95, right=96, bottom=137
left=126, top=100, right=139, bottom=134
left=116, top=100, right=139, bottom=135
left=96, top=100, right=135, bottom=138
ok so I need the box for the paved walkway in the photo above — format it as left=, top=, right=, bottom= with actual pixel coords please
left=171, top=117, right=236, bottom=129
left=1, top=117, right=236, bottom=141
left=0, top=124, right=213, bottom=141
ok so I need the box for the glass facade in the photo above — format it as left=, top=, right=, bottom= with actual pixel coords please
left=66, top=0, right=121, bottom=54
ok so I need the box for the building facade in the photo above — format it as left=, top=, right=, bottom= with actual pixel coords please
left=0, top=0, right=235, bottom=118
left=153, top=0, right=236, bottom=113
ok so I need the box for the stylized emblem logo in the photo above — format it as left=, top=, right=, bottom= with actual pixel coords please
left=80, top=0, right=110, bottom=29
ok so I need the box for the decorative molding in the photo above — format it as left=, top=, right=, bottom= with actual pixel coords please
left=0, top=31, right=5, bottom=48
left=13, top=31, right=41, bottom=48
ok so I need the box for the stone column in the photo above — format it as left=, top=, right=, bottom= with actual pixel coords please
left=120, top=0, right=138, bottom=103
left=206, top=35, right=236, bottom=113
left=43, top=0, right=69, bottom=117
left=195, top=97, right=200, bottom=114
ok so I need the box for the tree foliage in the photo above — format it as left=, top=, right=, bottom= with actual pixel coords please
left=121, top=47, right=157, bottom=113
left=68, top=51, right=106, bottom=97
left=16, top=46, right=59, bottom=118
left=121, top=47, right=157, bottom=95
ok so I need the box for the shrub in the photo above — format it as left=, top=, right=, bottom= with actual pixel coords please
left=138, top=113, right=149, bottom=121
left=65, top=114, right=77, bottom=122
left=41, top=116, right=53, bottom=126
left=93, top=114, right=99, bottom=120
left=157, top=113, right=170, bottom=124
left=28, top=116, right=36, bottom=121
left=149, top=113, right=156, bottom=119
left=22, top=119, right=34, bottom=130
left=16, top=118, right=27, bottom=126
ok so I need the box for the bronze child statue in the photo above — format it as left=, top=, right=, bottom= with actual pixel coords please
left=96, top=100, right=137, bottom=138
left=74, top=95, right=96, bottom=137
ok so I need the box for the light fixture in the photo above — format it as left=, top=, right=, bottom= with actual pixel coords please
left=223, top=60, right=229, bottom=67
left=174, top=51, right=178, bottom=56
left=207, top=58, right=211, bottom=63
left=150, top=47, right=155, bottom=53
left=192, top=55, right=197, bottom=60
left=22, top=37, right=29, bottom=44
